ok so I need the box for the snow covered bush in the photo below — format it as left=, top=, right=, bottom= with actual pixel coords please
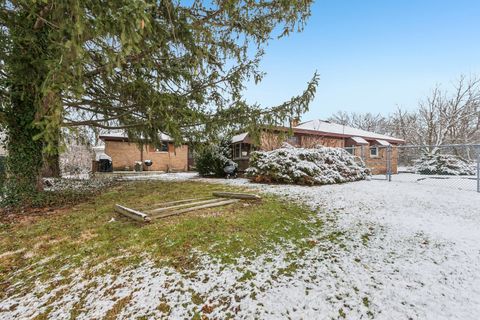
left=245, top=145, right=370, bottom=185
left=194, top=138, right=237, bottom=177
left=414, top=153, right=476, bottom=175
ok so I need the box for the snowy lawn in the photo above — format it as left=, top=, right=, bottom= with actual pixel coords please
left=392, top=172, right=479, bottom=192
left=1, top=173, right=480, bottom=319
left=0, top=179, right=323, bottom=319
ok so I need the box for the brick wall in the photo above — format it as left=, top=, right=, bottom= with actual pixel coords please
left=364, top=146, right=398, bottom=175
left=259, top=132, right=284, bottom=150
left=104, top=140, right=188, bottom=172
left=299, top=134, right=344, bottom=148
left=259, top=132, right=345, bottom=150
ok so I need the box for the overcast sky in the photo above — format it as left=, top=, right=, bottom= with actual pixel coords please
left=242, top=0, right=480, bottom=121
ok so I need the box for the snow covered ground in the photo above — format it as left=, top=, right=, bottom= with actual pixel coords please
left=393, top=172, right=479, bottom=192
left=2, top=173, right=480, bottom=319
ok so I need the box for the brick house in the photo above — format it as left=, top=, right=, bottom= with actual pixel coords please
left=99, top=132, right=189, bottom=172
left=231, top=119, right=404, bottom=175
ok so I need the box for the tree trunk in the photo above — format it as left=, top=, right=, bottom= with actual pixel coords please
left=4, top=90, right=44, bottom=205
left=42, top=129, right=61, bottom=178
left=3, top=17, right=46, bottom=206
left=42, top=152, right=61, bottom=178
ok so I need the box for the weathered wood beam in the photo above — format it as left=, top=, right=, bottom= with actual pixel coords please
left=212, top=192, right=261, bottom=200
left=148, top=198, right=208, bottom=208
left=147, top=198, right=223, bottom=214
left=151, top=199, right=240, bottom=219
left=115, top=204, right=151, bottom=222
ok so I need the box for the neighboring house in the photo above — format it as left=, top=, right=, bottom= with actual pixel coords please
left=99, top=132, right=189, bottom=172
left=231, top=119, right=404, bottom=175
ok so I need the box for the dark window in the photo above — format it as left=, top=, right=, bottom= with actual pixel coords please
left=370, top=146, right=378, bottom=157
left=233, top=143, right=252, bottom=159
left=234, top=143, right=241, bottom=159
left=345, top=147, right=354, bottom=155
left=155, top=141, right=168, bottom=152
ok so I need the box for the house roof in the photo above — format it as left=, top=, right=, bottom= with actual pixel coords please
left=351, top=136, right=369, bottom=145
left=294, top=119, right=404, bottom=143
left=231, top=120, right=404, bottom=145
left=99, top=130, right=174, bottom=142
left=231, top=132, right=249, bottom=144
left=375, top=139, right=391, bottom=146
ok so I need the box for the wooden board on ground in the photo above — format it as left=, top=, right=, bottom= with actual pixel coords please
left=148, top=198, right=210, bottom=208
left=150, top=199, right=240, bottom=219
left=115, top=204, right=151, bottom=222
left=147, top=198, right=221, bottom=214
left=115, top=193, right=255, bottom=222
left=212, top=191, right=261, bottom=200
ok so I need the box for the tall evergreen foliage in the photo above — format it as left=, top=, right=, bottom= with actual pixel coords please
left=194, top=137, right=234, bottom=177
left=0, top=1, right=318, bottom=205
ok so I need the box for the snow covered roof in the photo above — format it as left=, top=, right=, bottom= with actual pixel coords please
left=351, top=136, right=369, bottom=145
left=232, top=132, right=249, bottom=143
left=375, top=139, right=391, bottom=146
left=99, top=130, right=173, bottom=142
left=294, top=120, right=404, bottom=143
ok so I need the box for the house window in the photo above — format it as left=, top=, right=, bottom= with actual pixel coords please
left=286, top=135, right=299, bottom=146
left=370, top=146, right=378, bottom=157
left=345, top=147, right=355, bottom=155
left=155, top=141, right=168, bottom=152
left=233, top=143, right=251, bottom=159
left=233, top=143, right=241, bottom=159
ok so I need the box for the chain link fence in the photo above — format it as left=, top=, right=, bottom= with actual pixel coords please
left=395, top=144, right=479, bottom=192
left=346, top=144, right=480, bottom=192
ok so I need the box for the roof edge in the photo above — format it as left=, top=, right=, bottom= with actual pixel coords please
left=273, top=126, right=405, bottom=144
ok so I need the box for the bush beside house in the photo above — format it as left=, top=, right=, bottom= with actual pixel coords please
left=195, top=138, right=237, bottom=177
left=246, top=144, right=370, bottom=185
left=414, top=154, right=476, bottom=175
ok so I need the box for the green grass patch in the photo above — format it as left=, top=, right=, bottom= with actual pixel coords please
left=361, top=232, right=372, bottom=246
left=0, top=180, right=323, bottom=297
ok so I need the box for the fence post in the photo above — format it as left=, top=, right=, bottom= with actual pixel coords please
left=477, top=146, right=480, bottom=193
left=387, top=145, right=392, bottom=182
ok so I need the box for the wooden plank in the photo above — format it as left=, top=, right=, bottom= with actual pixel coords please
left=212, top=192, right=261, bottom=200
left=147, top=198, right=223, bottom=214
left=148, top=198, right=207, bottom=208
left=115, top=204, right=151, bottom=222
left=151, top=199, right=240, bottom=219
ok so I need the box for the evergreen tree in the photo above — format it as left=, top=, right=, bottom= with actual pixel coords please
left=0, top=0, right=318, bottom=206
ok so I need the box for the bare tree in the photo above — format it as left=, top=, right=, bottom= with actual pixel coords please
left=328, top=111, right=351, bottom=126
left=414, top=76, right=480, bottom=153
left=388, top=107, right=419, bottom=144
left=329, top=75, right=480, bottom=155
left=328, top=111, right=389, bottom=134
